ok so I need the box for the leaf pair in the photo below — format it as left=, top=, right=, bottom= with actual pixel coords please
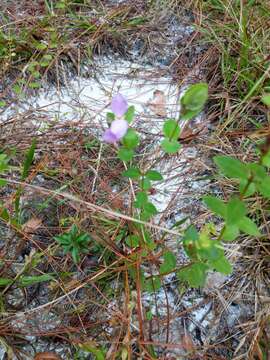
left=203, top=196, right=260, bottom=241
left=118, top=128, right=139, bottom=162
left=161, top=119, right=181, bottom=154
left=214, top=155, right=270, bottom=199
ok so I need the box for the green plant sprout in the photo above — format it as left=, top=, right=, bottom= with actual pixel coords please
left=100, top=85, right=268, bottom=290
left=54, top=224, right=91, bottom=263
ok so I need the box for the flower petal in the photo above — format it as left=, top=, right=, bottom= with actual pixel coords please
left=110, top=119, right=129, bottom=139
left=111, top=93, right=128, bottom=117
left=102, top=129, right=118, bottom=143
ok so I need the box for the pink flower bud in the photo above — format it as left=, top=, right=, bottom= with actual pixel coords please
left=103, top=119, right=129, bottom=144
left=111, top=93, right=128, bottom=117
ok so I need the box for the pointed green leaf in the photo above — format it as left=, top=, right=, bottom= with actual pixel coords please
left=177, top=262, right=208, bottom=288
left=160, top=251, right=177, bottom=274
left=134, top=191, right=148, bottom=208
left=256, top=176, right=270, bottom=198
left=125, top=106, right=135, bottom=123
left=261, top=94, right=270, bottom=107
left=238, top=216, right=260, bottom=236
left=222, top=225, right=239, bottom=242
left=122, top=167, right=141, bottom=179
left=161, top=139, right=181, bottom=154
left=122, top=129, right=139, bottom=149
left=140, top=178, right=151, bottom=191
left=203, top=195, right=227, bottom=217
left=106, top=112, right=115, bottom=123
left=163, top=119, right=181, bottom=140
left=182, top=225, right=199, bottom=259
left=22, top=139, right=36, bottom=180
left=144, top=276, right=161, bottom=293
left=239, top=179, right=256, bottom=197
left=125, top=235, right=140, bottom=248
left=118, top=148, right=134, bottom=162
left=145, top=170, right=163, bottom=181
left=214, top=156, right=249, bottom=180
left=144, top=202, right=158, bottom=215
left=209, top=256, right=232, bottom=275
left=226, top=197, right=246, bottom=225
left=181, top=83, right=208, bottom=111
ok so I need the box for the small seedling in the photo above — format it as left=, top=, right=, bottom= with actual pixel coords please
left=54, top=224, right=91, bottom=263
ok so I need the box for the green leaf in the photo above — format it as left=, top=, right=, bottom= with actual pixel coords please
left=160, top=251, right=177, bottom=274
left=203, top=195, right=227, bottom=217
left=144, top=276, right=161, bottom=293
left=40, top=54, right=53, bottom=67
left=182, top=225, right=199, bottom=259
left=146, top=310, right=153, bottom=320
left=0, top=208, right=10, bottom=222
left=180, top=109, right=201, bottom=121
left=238, top=216, right=260, bottom=236
left=79, top=344, right=106, bottom=360
left=106, top=112, right=115, bottom=124
left=0, top=278, right=13, bottom=286
left=134, top=191, right=148, bottom=208
left=13, top=84, right=22, bottom=95
left=127, top=17, right=146, bottom=26
left=140, top=202, right=158, bottom=221
left=19, top=274, right=54, bottom=287
left=125, top=106, right=135, bottom=123
left=222, top=225, right=239, bottom=241
left=261, top=94, right=270, bottom=107
left=144, top=202, right=158, bottom=216
left=125, top=235, right=139, bottom=248
left=0, top=179, right=7, bottom=186
left=209, top=256, right=232, bottom=275
left=239, top=179, right=256, bottom=197
left=0, top=154, right=9, bottom=173
left=34, top=41, right=47, bottom=51
left=142, top=230, right=156, bottom=250
left=122, top=129, right=139, bottom=149
left=262, top=150, right=270, bottom=167
left=197, top=234, right=222, bottom=261
left=256, top=176, right=270, bottom=198
left=54, top=226, right=90, bottom=264
left=118, top=148, right=134, bottom=162
left=29, top=81, right=41, bottom=89
left=181, top=83, right=208, bottom=111
left=161, top=139, right=181, bottom=154
left=122, top=167, right=141, bottom=179
left=0, top=100, right=6, bottom=107
left=145, top=170, right=163, bottom=181
left=177, top=262, right=208, bottom=288
left=71, top=248, right=80, bottom=264
left=183, top=225, right=199, bottom=242
left=171, top=216, right=189, bottom=229
left=55, top=1, right=66, bottom=9
left=226, top=197, right=246, bottom=225
left=214, top=155, right=249, bottom=180
left=22, top=139, right=36, bottom=180
left=140, top=178, right=151, bottom=191
left=32, top=71, right=41, bottom=79
left=248, top=163, right=267, bottom=181
left=163, top=119, right=181, bottom=140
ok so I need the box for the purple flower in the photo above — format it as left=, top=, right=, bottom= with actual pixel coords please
left=103, top=119, right=128, bottom=144
left=111, top=93, right=128, bottom=117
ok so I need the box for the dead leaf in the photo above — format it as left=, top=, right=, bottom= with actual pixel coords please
left=181, top=333, right=195, bottom=352
left=148, top=90, right=167, bottom=117
left=22, top=217, right=42, bottom=233
left=34, top=352, right=62, bottom=360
